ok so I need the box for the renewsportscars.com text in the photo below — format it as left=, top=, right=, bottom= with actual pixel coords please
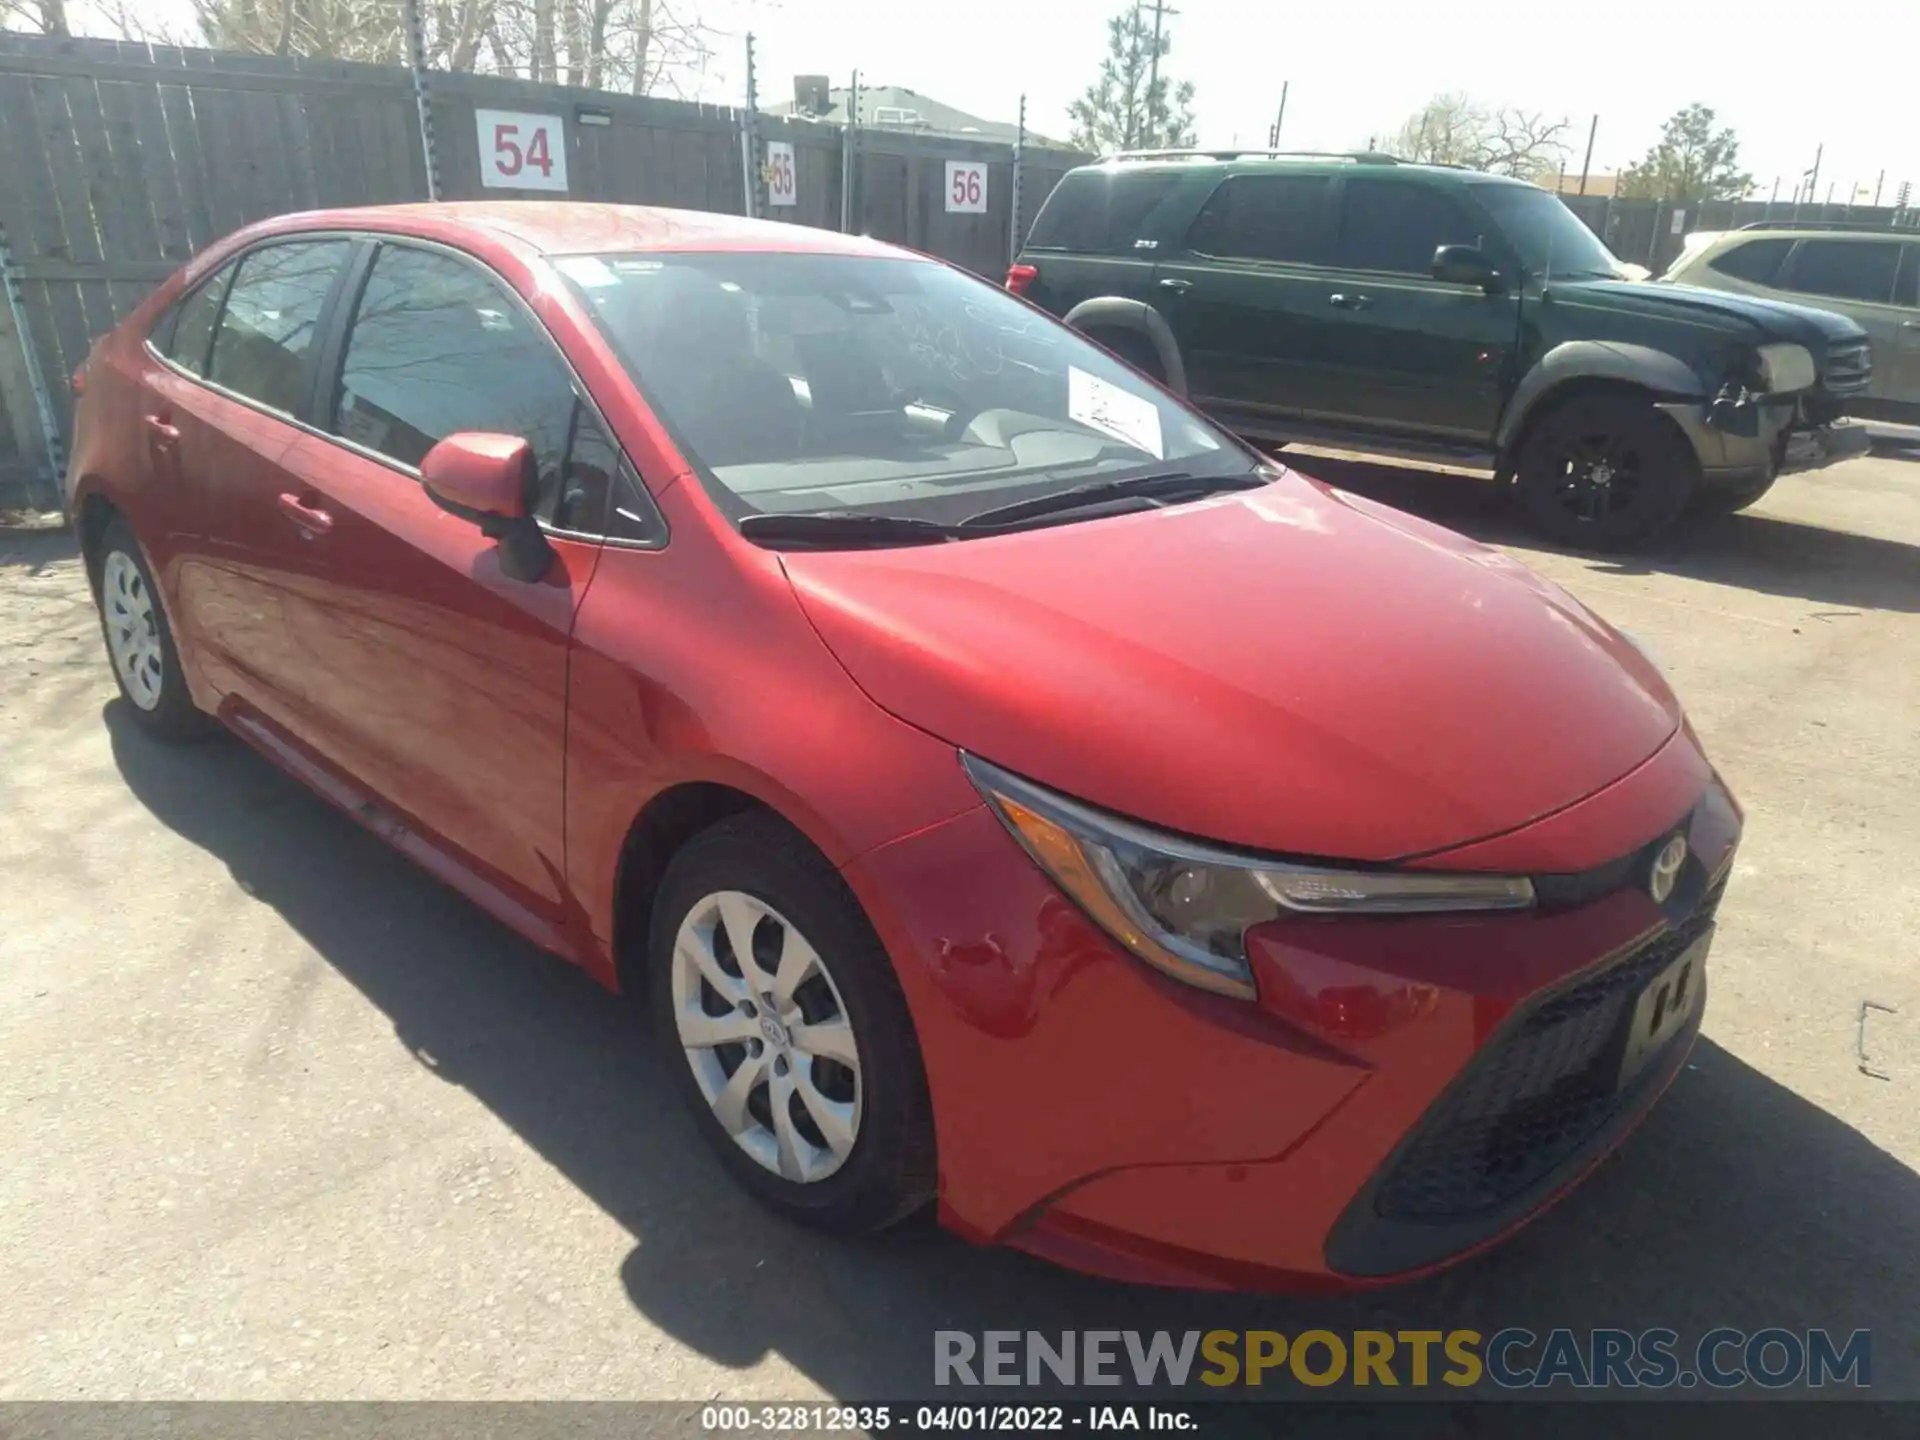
left=934, top=1328, right=1871, bottom=1391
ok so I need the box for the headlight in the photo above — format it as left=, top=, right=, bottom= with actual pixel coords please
left=1754, top=343, right=1815, bottom=396
left=963, top=755, right=1535, bottom=1002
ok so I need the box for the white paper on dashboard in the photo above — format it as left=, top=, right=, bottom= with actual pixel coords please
left=1067, top=366, right=1164, bottom=459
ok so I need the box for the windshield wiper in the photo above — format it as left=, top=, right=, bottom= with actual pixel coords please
left=960, top=469, right=1269, bottom=530
left=738, top=512, right=962, bottom=549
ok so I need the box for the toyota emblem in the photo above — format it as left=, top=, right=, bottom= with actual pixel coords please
left=1649, top=834, right=1688, bottom=904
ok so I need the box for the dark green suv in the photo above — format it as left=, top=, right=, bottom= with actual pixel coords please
left=1009, top=152, right=1873, bottom=546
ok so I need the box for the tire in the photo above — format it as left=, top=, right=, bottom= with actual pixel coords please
left=1088, top=327, right=1166, bottom=384
left=1693, top=472, right=1777, bottom=515
left=94, top=517, right=211, bottom=741
left=1510, top=395, right=1699, bottom=549
left=648, top=811, right=936, bottom=1234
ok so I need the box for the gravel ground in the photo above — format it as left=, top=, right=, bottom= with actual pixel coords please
left=2, top=452, right=1916, bottom=1404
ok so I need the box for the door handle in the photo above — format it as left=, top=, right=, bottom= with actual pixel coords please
left=1328, top=292, right=1372, bottom=310
left=277, top=492, right=334, bottom=537
left=143, top=413, right=179, bottom=444
left=1902, top=320, right=1920, bottom=330
left=1158, top=277, right=1193, bottom=293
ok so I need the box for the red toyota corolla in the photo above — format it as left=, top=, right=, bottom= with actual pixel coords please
left=66, top=202, right=1739, bottom=1289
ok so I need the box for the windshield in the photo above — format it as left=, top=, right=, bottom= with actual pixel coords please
left=1470, top=184, right=1628, bottom=281
left=556, top=250, right=1249, bottom=529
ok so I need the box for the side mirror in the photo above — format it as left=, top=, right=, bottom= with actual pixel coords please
left=422, top=432, right=553, bottom=583
left=1432, top=244, right=1503, bottom=293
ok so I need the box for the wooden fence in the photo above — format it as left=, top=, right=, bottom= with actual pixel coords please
left=0, top=32, right=1087, bottom=510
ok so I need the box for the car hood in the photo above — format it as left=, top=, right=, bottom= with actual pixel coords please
left=1569, top=277, right=1869, bottom=347
left=781, top=476, right=1682, bottom=862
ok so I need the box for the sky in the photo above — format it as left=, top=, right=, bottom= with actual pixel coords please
left=700, top=0, right=1919, bottom=201
left=76, top=0, right=1920, bottom=202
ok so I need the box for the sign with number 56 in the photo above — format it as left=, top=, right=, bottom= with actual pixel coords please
left=477, top=109, right=569, bottom=193
left=944, top=160, right=987, bottom=214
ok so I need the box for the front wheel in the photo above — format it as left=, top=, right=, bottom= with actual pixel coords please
left=648, top=812, right=936, bottom=1233
left=1510, top=395, right=1698, bottom=549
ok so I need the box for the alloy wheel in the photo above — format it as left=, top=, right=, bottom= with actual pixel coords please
left=670, top=890, right=863, bottom=1184
left=102, top=549, right=165, bottom=711
left=1550, top=431, right=1647, bottom=523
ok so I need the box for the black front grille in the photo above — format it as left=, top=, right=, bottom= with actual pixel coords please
left=1823, top=343, right=1873, bottom=397
left=1371, top=885, right=1721, bottom=1222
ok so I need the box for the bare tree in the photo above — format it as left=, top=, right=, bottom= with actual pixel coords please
left=1383, top=93, right=1570, bottom=181
left=2, top=0, right=73, bottom=33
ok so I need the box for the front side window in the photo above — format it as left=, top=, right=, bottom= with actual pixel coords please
left=1467, top=182, right=1626, bottom=280
left=1786, top=240, right=1901, bottom=304
left=1335, top=179, right=1485, bottom=275
left=556, top=250, right=1246, bottom=529
left=160, top=265, right=234, bottom=376
left=208, top=240, right=351, bottom=415
left=1184, top=175, right=1331, bottom=264
left=331, top=244, right=629, bottom=534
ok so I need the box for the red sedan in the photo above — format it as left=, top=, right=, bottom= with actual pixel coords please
left=66, top=203, right=1739, bottom=1289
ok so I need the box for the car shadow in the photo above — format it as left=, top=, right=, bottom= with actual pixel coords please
left=106, top=703, right=1920, bottom=1406
left=1280, top=453, right=1920, bottom=617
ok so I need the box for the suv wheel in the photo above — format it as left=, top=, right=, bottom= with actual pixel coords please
left=648, top=812, right=936, bottom=1234
left=1511, top=395, right=1697, bottom=549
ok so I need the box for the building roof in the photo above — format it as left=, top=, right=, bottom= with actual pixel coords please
left=773, top=84, right=1060, bottom=146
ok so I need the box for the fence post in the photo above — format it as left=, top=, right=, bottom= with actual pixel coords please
left=0, top=219, right=64, bottom=511
left=402, top=0, right=442, bottom=201
left=839, top=69, right=859, bottom=233
left=739, top=33, right=759, bottom=219
left=1008, top=94, right=1026, bottom=267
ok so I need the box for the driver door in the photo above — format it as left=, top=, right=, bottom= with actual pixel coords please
left=260, top=240, right=620, bottom=937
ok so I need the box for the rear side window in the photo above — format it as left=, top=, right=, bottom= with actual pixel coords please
left=1335, top=179, right=1484, bottom=275
left=332, top=243, right=648, bottom=537
left=159, top=266, right=233, bottom=376
left=208, top=240, right=351, bottom=416
left=1785, top=240, right=1902, bottom=304
left=1023, top=170, right=1185, bottom=253
left=1706, top=237, right=1791, bottom=285
left=1184, top=175, right=1331, bottom=264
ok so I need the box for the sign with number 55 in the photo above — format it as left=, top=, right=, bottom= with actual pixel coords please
left=944, top=160, right=987, bottom=214
left=477, top=109, right=569, bottom=193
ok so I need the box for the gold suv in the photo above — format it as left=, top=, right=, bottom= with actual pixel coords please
left=1663, top=224, right=1920, bottom=426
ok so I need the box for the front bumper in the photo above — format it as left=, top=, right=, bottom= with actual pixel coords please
left=844, top=732, right=1741, bottom=1289
left=1661, top=397, right=1871, bottom=491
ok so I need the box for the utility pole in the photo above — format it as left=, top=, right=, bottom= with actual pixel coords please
left=1806, top=143, right=1823, bottom=215
left=1140, top=0, right=1177, bottom=147
left=1873, top=169, right=1885, bottom=207
left=1576, top=114, right=1597, bottom=196
left=739, top=32, right=759, bottom=219
left=1267, top=80, right=1288, bottom=150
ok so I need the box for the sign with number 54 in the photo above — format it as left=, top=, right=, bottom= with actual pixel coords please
left=944, top=160, right=987, bottom=214
left=477, top=109, right=569, bottom=193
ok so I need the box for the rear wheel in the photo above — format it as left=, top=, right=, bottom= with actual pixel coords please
left=648, top=812, right=936, bottom=1233
left=1511, top=395, right=1698, bottom=549
left=94, top=518, right=210, bottom=741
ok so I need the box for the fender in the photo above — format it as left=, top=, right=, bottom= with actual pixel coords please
left=1495, top=341, right=1708, bottom=453
left=1060, top=297, right=1189, bottom=396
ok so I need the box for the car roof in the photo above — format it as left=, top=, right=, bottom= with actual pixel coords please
left=232, top=201, right=904, bottom=259
left=1076, top=152, right=1534, bottom=185
left=1711, top=225, right=1918, bottom=241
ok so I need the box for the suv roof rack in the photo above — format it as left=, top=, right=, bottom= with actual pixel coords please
left=1736, top=218, right=1918, bottom=233
left=1102, top=148, right=1410, bottom=166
